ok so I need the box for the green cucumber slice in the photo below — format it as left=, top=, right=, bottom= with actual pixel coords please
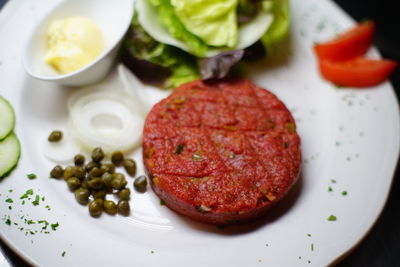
left=0, top=96, right=15, bottom=140
left=0, top=132, right=20, bottom=179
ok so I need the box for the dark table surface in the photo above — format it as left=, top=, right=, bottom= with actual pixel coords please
left=0, top=0, right=399, bottom=266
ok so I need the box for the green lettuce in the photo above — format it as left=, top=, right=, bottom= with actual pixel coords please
left=170, top=0, right=238, bottom=48
left=149, top=0, right=208, bottom=57
left=122, top=15, right=199, bottom=88
left=261, top=0, right=290, bottom=48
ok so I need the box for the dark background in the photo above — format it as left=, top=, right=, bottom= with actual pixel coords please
left=0, top=0, right=399, bottom=266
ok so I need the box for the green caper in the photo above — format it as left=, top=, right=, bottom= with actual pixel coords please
left=100, top=163, right=115, bottom=174
left=103, top=200, right=117, bottom=215
left=63, top=166, right=76, bottom=180
left=91, top=189, right=106, bottom=199
left=75, top=188, right=90, bottom=204
left=85, top=161, right=100, bottom=172
left=88, top=167, right=103, bottom=179
left=111, top=151, right=124, bottom=166
left=74, top=154, right=85, bottom=166
left=101, top=172, right=113, bottom=188
left=134, top=175, right=147, bottom=192
left=48, top=130, right=63, bottom=142
left=67, top=177, right=81, bottom=191
left=117, top=200, right=130, bottom=216
left=81, top=179, right=89, bottom=189
left=91, top=147, right=105, bottom=163
left=74, top=166, right=86, bottom=180
left=111, top=173, right=127, bottom=190
left=118, top=188, right=131, bottom=200
left=50, top=165, right=63, bottom=179
left=88, top=199, right=103, bottom=217
left=88, top=177, right=104, bottom=190
left=123, top=159, right=137, bottom=176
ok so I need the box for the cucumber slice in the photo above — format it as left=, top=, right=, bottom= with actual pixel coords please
left=0, top=132, right=20, bottom=179
left=0, top=96, right=15, bottom=140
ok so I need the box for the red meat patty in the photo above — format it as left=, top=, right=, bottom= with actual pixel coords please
left=143, top=79, right=301, bottom=224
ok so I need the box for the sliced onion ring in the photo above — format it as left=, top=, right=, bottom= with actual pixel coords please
left=68, top=89, right=144, bottom=154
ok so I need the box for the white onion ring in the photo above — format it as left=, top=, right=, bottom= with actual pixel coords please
left=68, top=88, right=144, bottom=154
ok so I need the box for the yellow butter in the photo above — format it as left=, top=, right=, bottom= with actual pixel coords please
left=45, top=16, right=104, bottom=74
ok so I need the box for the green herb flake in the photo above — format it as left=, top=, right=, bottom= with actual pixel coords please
left=32, top=195, right=40, bottom=206
left=8, top=189, right=13, bottom=193
left=27, top=173, right=37, bottom=179
left=331, top=179, right=337, bottom=184
left=51, top=222, right=59, bottom=231
left=342, top=191, right=348, bottom=196
left=160, top=200, right=166, bottom=206
left=174, top=144, right=185, bottom=155
left=328, top=186, right=333, bottom=192
left=311, top=243, right=314, bottom=251
left=20, top=189, right=34, bottom=199
left=26, top=220, right=35, bottom=225
left=62, top=251, right=66, bottom=257
left=5, top=217, right=11, bottom=226
left=307, top=233, right=311, bottom=237
left=45, top=205, right=51, bottom=211
left=327, top=215, right=337, bottom=221
left=5, top=198, right=13, bottom=203
left=284, top=142, right=289, bottom=148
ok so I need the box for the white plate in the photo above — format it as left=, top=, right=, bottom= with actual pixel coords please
left=0, top=0, right=399, bottom=266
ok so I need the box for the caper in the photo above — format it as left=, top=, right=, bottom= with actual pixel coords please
left=118, top=188, right=131, bottom=200
left=88, top=177, right=104, bottom=190
left=112, top=172, right=125, bottom=180
left=92, top=147, right=105, bottom=163
left=117, top=200, right=130, bottom=216
left=48, top=130, right=63, bottom=142
left=91, top=189, right=106, bottom=199
left=67, top=177, right=81, bottom=191
left=101, top=173, right=113, bottom=188
left=74, top=154, right=85, bottom=166
left=74, top=166, right=86, bottom=180
left=111, top=174, right=127, bottom=190
left=63, top=166, right=76, bottom=180
left=134, top=175, right=147, bottom=192
left=81, top=179, right=89, bottom=189
left=85, top=161, right=100, bottom=172
left=50, top=165, right=63, bottom=179
left=103, top=200, right=117, bottom=215
left=75, top=188, right=90, bottom=205
left=88, top=167, right=103, bottom=179
left=100, top=163, right=115, bottom=174
left=123, top=159, right=137, bottom=176
left=88, top=199, right=103, bottom=217
left=111, top=151, right=124, bottom=166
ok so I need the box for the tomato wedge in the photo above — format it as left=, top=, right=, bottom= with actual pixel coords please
left=319, top=58, right=397, bottom=87
left=314, top=21, right=375, bottom=61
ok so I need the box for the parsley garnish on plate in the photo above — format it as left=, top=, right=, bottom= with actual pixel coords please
left=327, top=215, right=337, bottom=221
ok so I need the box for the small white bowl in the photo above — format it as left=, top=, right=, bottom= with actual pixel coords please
left=22, top=0, right=134, bottom=87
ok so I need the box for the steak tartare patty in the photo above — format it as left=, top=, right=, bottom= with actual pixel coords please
left=143, top=79, right=301, bottom=224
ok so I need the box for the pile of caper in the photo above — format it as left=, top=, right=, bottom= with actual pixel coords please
left=49, top=147, right=147, bottom=217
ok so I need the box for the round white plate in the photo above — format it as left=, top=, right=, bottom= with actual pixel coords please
left=0, top=0, right=399, bottom=266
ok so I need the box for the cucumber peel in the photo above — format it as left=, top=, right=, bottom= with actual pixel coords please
left=0, top=132, right=21, bottom=180
left=0, top=96, right=15, bottom=140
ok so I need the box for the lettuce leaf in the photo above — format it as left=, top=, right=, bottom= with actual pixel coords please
left=170, top=0, right=238, bottom=48
left=149, top=0, right=208, bottom=57
left=122, top=15, right=199, bottom=88
left=261, top=0, right=290, bottom=48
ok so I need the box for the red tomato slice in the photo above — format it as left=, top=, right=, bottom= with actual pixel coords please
left=319, top=57, right=397, bottom=87
left=314, top=21, right=375, bottom=61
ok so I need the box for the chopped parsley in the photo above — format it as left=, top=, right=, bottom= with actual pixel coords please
left=20, top=189, right=34, bottom=199
left=160, top=200, right=166, bottom=206
left=5, top=198, right=13, bottom=203
left=51, top=222, right=59, bottom=231
left=311, top=243, right=314, bottom=251
left=62, top=251, right=66, bottom=257
left=307, top=233, right=311, bottom=237
left=32, top=195, right=40, bottom=206
left=174, top=144, right=185, bottom=155
left=342, top=191, right=348, bottom=196
left=331, top=179, right=337, bottom=183
left=5, top=216, right=11, bottom=226
left=328, top=186, right=333, bottom=192
left=27, top=173, right=37, bottom=179
left=327, top=215, right=337, bottom=221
